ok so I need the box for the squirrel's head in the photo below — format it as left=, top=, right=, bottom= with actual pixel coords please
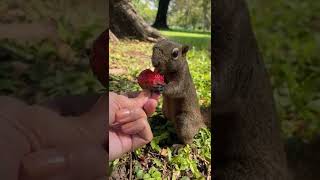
left=151, top=39, right=189, bottom=76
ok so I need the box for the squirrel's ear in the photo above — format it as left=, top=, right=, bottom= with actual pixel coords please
left=182, top=45, right=189, bottom=56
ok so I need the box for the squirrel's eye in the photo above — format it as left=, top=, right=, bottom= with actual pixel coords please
left=171, top=48, right=179, bottom=59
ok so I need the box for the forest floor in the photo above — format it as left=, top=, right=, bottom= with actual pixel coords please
left=109, top=31, right=212, bottom=180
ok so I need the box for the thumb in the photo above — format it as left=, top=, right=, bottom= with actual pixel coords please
left=127, top=90, right=151, bottom=108
left=20, top=147, right=107, bottom=180
left=143, top=99, right=158, bottom=117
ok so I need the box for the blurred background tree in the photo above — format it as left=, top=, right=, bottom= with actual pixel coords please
left=132, top=0, right=211, bottom=32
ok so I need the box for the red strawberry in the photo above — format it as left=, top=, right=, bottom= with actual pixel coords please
left=137, top=69, right=165, bottom=93
left=90, top=30, right=108, bottom=87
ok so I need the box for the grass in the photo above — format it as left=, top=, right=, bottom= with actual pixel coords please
left=109, top=30, right=211, bottom=179
left=160, top=30, right=211, bottom=50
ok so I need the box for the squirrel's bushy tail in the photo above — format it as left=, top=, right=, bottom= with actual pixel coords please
left=201, top=106, right=211, bottom=128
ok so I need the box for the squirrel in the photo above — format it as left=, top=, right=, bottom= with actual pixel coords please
left=151, top=39, right=209, bottom=144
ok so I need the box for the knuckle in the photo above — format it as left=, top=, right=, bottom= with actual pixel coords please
left=133, top=108, right=146, bottom=119
left=146, top=133, right=153, bottom=142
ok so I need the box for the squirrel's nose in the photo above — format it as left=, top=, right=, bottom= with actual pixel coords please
left=152, top=58, right=160, bottom=67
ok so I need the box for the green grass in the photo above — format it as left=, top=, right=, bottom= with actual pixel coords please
left=160, top=30, right=211, bottom=50
left=109, top=30, right=211, bottom=179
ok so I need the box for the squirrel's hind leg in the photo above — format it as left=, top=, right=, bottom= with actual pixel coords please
left=175, top=113, right=203, bottom=144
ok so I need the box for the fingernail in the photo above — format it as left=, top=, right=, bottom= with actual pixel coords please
left=116, top=109, right=131, bottom=119
left=47, top=155, right=65, bottom=165
left=37, top=150, right=66, bottom=167
left=21, top=150, right=66, bottom=178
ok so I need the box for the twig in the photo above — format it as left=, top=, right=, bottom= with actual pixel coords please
left=129, top=152, right=133, bottom=180
left=129, top=135, right=133, bottom=180
left=207, top=165, right=211, bottom=180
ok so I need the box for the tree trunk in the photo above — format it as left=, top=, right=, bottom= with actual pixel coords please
left=213, top=0, right=289, bottom=179
left=110, top=0, right=162, bottom=41
left=152, top=0, right=170, bottom=30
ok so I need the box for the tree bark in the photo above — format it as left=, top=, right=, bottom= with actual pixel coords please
left=152, top=0, right=170, bottom=30
left=110, top=0, right=162, bottom=41
left=213, top=0, right=289, bottom=179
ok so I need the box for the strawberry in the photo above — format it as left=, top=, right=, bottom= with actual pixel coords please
left=90, top=30, right=108, bottom=87
left=137, top=69, right=165, bottom=93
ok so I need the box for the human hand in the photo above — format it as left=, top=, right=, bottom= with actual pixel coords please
left=109, top=90, right=159, bottom=161
left=0, top=94, right=107, bottom=180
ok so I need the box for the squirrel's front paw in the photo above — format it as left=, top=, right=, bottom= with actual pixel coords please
left=163, top=85, right=174, bottom=96
left=163, top=83, right=184, bottom=97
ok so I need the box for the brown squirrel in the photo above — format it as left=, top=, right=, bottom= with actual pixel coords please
left=151, top=39, right=208, bottom=144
